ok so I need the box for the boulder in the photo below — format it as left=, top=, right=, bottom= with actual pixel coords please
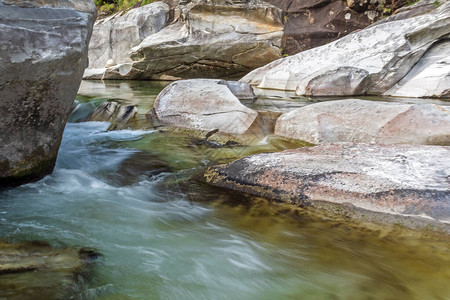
left=151, top=79, right=258, bottom=134
left=241, top=0, right=450, bottom=98
left=85, top=0, right=284, bottom=80
left=0, top=0, right=96, bottom=187
left=88, top=2, right=170, bottom=69
left=266, top=0, right=382, bottom=55
left=274, top=99, right=450, bottom=145
left=204, top=143, right=450, bottom=227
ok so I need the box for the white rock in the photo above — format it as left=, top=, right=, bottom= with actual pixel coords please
left=152, top=79, right=258, bottom=134
left=86, top=2, right=283, bottom=80
left=275, top=99, right=450, bottom=145
left=88, top=2, right=170, bottom=69
left=384, top=39, right=450, bottom=98
left=241, top=1, right=450, bottom=98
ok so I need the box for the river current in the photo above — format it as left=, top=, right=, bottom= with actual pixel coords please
left=0, top=81, right=449, bottom=299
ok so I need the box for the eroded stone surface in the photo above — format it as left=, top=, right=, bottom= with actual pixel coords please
left=204, top=143, right=450, bottom=225
left=88, top=2, right=170, bottom=69
left=151, top=79, right=258, bottom=134
left=241, top=1, right=450, bottom=98
left=274, top=99, right=450, bottom=145
left=84, top=0, right=284, bottom=80
left=0, top=0, right=96, bottom=186
left=384, top=39, right=450, bottom=98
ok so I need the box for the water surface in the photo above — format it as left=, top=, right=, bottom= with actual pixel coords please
left=1, top=81, right=449, bottom=299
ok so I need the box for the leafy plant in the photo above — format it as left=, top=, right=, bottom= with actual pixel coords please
left=95, top=0, right=156, bottom=15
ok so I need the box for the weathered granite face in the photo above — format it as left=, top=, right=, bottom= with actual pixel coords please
left=241, top=0, right=450, bottom=98
left=384, top=39, right=450, bottom=98
left=274, top=99, right=450, bottom=145
left=84, top=0, right=410, bottom=80
left=0, top=0, right=96, bottom=187
left=84, top=0, right=284, bottom=80
left=151, top=79, right=258, bottom=134
left=88, top=1, right=170, bottom=69
left=204, top=143, right=450, bottom=229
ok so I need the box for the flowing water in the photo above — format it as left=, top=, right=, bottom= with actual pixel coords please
left=0, top=81, right=449, bottom=299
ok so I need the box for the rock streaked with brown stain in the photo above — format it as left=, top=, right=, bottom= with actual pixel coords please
left=280, top=0, right=376, bottom=55
left=204, top=143, right=450, bottom=226
left=241, top=1, right=450, bottom=98
left=264, top=0, right=406, bottom=55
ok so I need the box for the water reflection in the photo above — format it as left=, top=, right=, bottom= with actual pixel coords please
left=77, top=80, right=171, bottom=113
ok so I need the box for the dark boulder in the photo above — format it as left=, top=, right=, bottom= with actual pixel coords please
left=0, top=0, right=96, bottom=187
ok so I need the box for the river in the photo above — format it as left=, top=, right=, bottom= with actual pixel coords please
left=0, top=81, right=449, bottom=299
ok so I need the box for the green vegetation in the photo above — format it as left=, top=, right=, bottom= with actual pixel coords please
left=434, top=0, right=441, bottom=7
left=377, top=2, right=393, bottom=18
left=406, top=0, right=420, bottom=6
left=94, top=0, right=155, bottom=14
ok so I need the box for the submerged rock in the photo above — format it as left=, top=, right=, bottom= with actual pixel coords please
left=204, top=143, right=450, bottom=228
left=0, top=240, right=100, bottom=299
left=151, top=79, right=258, bottom=134
left=241, top=0, right=450, bottom=98
left=0, top=0, right=96, bottom=187
left=90, top=101, right=137, bottom=123
left=105, top=151, right=172, bottom=186
left=274, top=99, right=450, bottom=145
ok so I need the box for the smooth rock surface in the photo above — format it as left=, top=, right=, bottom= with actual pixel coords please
left=151, top=79, right=258, bottom=134
left=384, top=39, right=450, bottom=98
left=241, top=0, right=450, bottom=98
left=204, top=143, right=450, bottom=225
left=275, top=99, right=450, bottom=145
left=86, top=0, right=284, bottom=80
left=0, top=0, right=96, bottom=186
left=88, top=2, right=170, bottom=69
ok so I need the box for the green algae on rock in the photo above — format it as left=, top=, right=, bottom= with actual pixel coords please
left=0, top=240, right=100, bottom=299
